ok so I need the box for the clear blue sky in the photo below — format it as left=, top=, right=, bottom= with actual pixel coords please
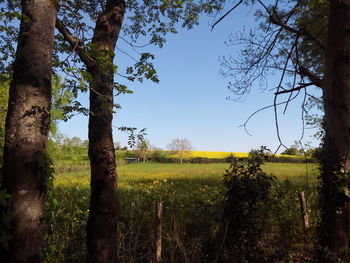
left=59, top=4, right=322, bottom=153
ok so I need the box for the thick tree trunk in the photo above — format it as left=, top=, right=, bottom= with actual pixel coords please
left=86, top=1, right=125, bottom=262
left=319, top=1, right=350, bottom=262
left=0, top=0, right=57, bottom=262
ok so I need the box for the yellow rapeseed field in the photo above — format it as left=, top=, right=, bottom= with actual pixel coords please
left=169, top=150, right=304, bottom=160
left=190, top=151, right=248, bottom=158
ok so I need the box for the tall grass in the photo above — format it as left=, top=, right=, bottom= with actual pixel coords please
left=44, top=162, right=319, bottom=262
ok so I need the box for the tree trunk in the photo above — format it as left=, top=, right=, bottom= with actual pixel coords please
left=154, top=202, right=163, bottom=263
left=319, top=1, right=350, bottom=261
left=86, top=1, right=125, bottom=262
left=0, top=0, right=57, bottom=262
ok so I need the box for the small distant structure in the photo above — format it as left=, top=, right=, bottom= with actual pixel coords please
left=125, top=157, right=139, bottom=164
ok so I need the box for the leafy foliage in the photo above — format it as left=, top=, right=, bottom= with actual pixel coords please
left=50, top=0, right=228, bottom=118
left=317, top=135, right=350, bottom=261
left=118, top=127, right=147, bottom=149
left=221, top=147, right=276, bottom=262
left=0, top=79, right=9, bottom=166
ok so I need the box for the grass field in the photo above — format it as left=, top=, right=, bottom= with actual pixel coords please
left=55, top=162, right=319, bottom=188
left=45, top=162, right=319, bottom=262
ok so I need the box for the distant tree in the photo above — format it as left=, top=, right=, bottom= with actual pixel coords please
left=281, top=147, right=300, bottom=156
left=114, top=141, right=121, bottom=150
left=136, top=138, right=150, bottom=163
left=280, top=142, right=302, bottom=156
left=248, top=146, right=271, bottom=162
left=167, top=138, right=193, bottom=164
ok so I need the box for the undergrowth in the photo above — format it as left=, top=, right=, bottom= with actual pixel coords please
left=44, top=162, right=318, bottom=262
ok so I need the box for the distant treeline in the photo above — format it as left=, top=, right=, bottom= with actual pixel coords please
left=48, top=138, right=319, bottom=167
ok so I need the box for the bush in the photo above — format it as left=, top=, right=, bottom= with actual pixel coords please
left=190, top=157, right=210, bottom=164
left=150, top=150, right=172, bottom=163
left=220, top=147, right=276, bottom=262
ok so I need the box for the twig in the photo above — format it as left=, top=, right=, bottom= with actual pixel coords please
left=211, top=0, right=243, bottom=31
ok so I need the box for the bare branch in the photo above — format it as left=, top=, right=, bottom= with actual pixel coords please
left=119, top=36, right=152, bottom=49
left=239, top=91, right=300, bottom=136
left=275, top=83, right=314, bottom=95
left=211, top=0, right=243, bottom=31
left=116, top=47, right=138, bottom=62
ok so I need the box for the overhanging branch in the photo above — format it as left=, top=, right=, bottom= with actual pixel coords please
left=298, top=66, right=323, bottom=88
left=275, top=83, right=314, bottom=95
left=269, top=10, right=325, bottom=50
left=211, top=0, right=243, bottom=31
left=55, top=19, right=94, bottom=68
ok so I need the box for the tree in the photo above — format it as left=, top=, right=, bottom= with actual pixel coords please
left=0, top=0, right=57, bottom=261
left=136, top=138, right=150, bottom=163
left=114, top=141, right=121, bottom=150
left=167, top=138, right=193, bottom=164
left=280, top=141, right=302, bottom=156
left=318, top=1, right=350, bottom=261
left=86, top=10, right=123, bottom=256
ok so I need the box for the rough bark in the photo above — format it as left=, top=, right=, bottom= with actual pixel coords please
left=0, top=0, right=57, bottom=262
left=319, top=1, right=350, bottom=261
left=86, top=1, right=125, bottom=262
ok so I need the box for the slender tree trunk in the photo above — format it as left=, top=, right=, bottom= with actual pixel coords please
left=154, top=202, right=163, bottom=263
left=319, top=1, right=350, bottom=261
left=86, top=1, right=125, bottom=262
left=0, top=0, right=57, bottom=262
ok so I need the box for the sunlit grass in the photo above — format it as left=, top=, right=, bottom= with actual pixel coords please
left=54, top=162, right=319, bottom=188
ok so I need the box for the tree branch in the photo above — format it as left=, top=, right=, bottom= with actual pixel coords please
left=275, top=83, right=314, bottom=95
left=211, top=0, right=243, bottom=31
left=239, top=90, right=300, bottom=136
left=269, top=12, right=325, bottom=50
left=298, top=66, right=323, bottom=88
left=55, top=19, right=94, bottom=68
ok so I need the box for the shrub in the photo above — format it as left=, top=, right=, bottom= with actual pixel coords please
left=190, top=157, right=210, bottom=164
left=220, top=147, right=276, bottom=262
left=150, top=150, right=172, bottom=163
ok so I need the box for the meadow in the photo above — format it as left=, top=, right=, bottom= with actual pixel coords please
left=44, top=162, right=319, bottom=262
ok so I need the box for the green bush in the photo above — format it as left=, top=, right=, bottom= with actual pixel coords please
left=150, top=150, right=173, bottom=163
left=220, top=147, right=276, bottom=262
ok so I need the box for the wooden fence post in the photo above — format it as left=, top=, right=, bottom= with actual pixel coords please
left=298, top=191, right=310, bottom=240
left=154, top=202, right=163, bottom=263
